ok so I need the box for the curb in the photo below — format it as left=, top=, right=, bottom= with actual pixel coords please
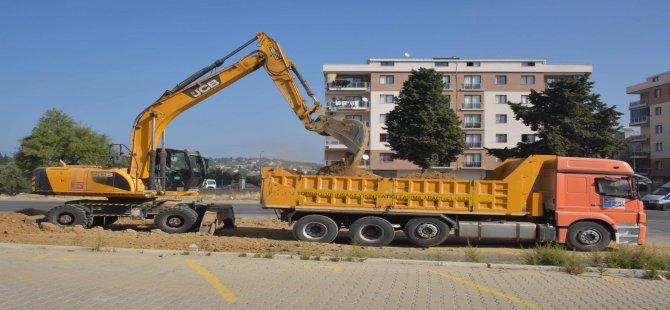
left=0, top=243, right=649, bottom=278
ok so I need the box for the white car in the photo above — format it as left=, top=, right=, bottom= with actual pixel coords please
left=203, top=179, right=217, bottom=189
left=642, top=182, right=670, bottom=211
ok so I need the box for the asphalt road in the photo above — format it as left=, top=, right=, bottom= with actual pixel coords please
left=0, top=200, right=276, bottom=218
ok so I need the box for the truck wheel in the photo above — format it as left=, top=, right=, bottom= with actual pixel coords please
left=566, top=221, right=611, bottom=251
left=155, top=206, right=198, bottom=234
left=91, top=216, right=119, bottom=227
left=404, top=217, right=450, bottom=247
left=292, top=215, right=339, bottom=243
left=46, top=205, right=91, bottom=228
left=349, top=217, right=395, bottom=247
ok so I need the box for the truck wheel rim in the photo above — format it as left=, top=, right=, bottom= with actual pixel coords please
left=304, top=223, right=327, bottom=239
left=360, top=225, right=383, bottom=241
left=416, top=223, right=439, bottom=239
left=58, top=213, right=74, bottom=225
left=578, top=229, right=600, bottom=245
left=167, top=216, right=184, bottom=228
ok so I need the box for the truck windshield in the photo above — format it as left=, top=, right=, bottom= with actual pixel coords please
left=595, top=177, right=632, bottom=198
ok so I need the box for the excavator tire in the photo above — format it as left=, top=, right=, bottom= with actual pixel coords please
left=155, top=206, right=198, bottom=234
left=46, top=204, right=92, bottom=228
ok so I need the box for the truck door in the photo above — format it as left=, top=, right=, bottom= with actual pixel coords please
left=589, top=176, right=638, bottom=223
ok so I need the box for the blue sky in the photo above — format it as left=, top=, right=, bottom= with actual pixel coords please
left=1, top=0, right=668, bottom=163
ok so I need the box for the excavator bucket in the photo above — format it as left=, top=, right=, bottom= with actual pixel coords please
left=310, top=116, right=369, bottom=168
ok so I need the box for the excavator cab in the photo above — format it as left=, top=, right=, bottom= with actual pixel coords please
left=160, top=149, right=207, bottom=191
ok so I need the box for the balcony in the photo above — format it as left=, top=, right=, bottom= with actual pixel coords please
left=466, top=142, right=482, bottom=148
left=462, top=83, right=482, bottom=90
left=630, top=151, right=650, bottom=158
left=629, top=99, right=649, bottom=109
left=462, top=103, right=482, bottom=110
left=464, top=122, right=482, bottom=129
left=328, top=80, right=370, bottom=91
left=324, top=138, right=347, bottom=149
left=629, top=134, right=648, bottom=142
left=326, top=100, right=370, bottom=112
left=464, top=161, right=482, bottom=168
left=630, top=116, right=649, bottom=125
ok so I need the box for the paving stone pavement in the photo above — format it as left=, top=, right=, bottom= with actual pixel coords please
left=1, top=247, right=670, bottom=309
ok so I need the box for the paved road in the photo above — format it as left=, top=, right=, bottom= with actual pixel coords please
left=0, top=200, right=275, bottom=218
left=0, top=246, right=669, bottom=309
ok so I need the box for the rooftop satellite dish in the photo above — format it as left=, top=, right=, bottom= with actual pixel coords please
left=404, top=52, right=411, bottom=58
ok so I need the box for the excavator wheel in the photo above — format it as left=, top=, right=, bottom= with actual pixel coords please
left=46, top=204, right=92, bottom=228
left=155, top=206, right=198, bottom=234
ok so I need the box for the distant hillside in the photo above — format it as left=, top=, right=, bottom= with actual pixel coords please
left=207, top=157, right=321, bottom=176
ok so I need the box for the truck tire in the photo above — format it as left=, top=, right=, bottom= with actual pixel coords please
left=46, top=204, right=91, bottom=228
left=566, top=221, right=611, bottom=251
left=91, top=216, right=119, bottom=227
left=292, top=215, right=339, bottom=243
left=404, top=217, right=450, bottom=247
left=349, top=217, right=395, bottom=247
left=155, top=206, right=198, bottom=234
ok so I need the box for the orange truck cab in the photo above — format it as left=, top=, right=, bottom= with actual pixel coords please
left=553, top=157, right=647, bottom=250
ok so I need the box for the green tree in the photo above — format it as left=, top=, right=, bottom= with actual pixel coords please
left=0, top=152, right=11, bottom=165
left=386, top=68, right=465, bottom=171
left=487, top=75, right=624, bottom=160
left=14, top=109, right=111, bottom=175
left=0, top=163, right=30, bottom=195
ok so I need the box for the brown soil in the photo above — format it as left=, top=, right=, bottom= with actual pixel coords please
left=317, top=161, right=378, bottom=177
left=0, top=212, right=540, bottom=263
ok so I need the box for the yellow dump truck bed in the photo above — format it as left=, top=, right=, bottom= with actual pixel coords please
left=261, top=155, right=556, bottom=217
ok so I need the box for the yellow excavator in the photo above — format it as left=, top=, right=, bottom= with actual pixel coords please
left=32, top=32, right=369, bottom=233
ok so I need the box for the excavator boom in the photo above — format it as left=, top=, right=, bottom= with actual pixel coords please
left=129, top=32, right=368, bottom=187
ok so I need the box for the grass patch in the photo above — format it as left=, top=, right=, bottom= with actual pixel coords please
left=603, top=246, right=670, bottom=279
left=263, top=250, right=275, bottom=259
left=523, top=243, right=585, bottom=275
left=253, top=253, right=261, bottom=258
left=299, top=253, right=311, bottom=260
left=463, top=240, right=483, bottom=263
left=347, top=244, right=374, bottom=259
left=238, top=253, right=248, bottom=257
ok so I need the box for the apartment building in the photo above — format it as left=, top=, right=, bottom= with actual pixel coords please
left=627, top=70, right=670, bottom=187
left=323, top=58, right=592, bottom=178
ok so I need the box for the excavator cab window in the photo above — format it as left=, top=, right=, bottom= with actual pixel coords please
left=159, top=149, right=206, bottom=191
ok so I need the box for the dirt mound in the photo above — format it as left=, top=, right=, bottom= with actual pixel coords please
left=402, top=171, right=458, bottom=180
left=317, top=161, right=378, bottom=177
left=0, top=213, right=42, bottom=234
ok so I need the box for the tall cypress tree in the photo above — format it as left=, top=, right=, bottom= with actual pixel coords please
left=487, top=74, right=624, bottom=160
left=386, top=68, right=465, bottom=171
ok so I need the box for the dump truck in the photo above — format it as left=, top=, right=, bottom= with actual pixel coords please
left=261, top=155, right=649, bottom=251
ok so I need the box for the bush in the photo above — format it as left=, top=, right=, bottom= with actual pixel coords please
left=604, top=246, right=670, bottom=271
left=523, top=243, right=585, bottom=274
left=0, top=164, right=30, bottom=195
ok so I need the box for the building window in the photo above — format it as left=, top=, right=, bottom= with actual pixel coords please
left=380, top=94, right=394, bottom=104
left=656, top=125, right=663, bottom=134
left=380, top=133, right=388, bottom=143
left=655, top=89, right=662, bottom=98
left=442, top=75, right=450, bottom=89
left=345, top=115, right=362, bottom=121
left=464, top=95, right=481, bottom=109
left=464, top=75, right=481, bottom=89
left=495, top=75, right=507, bottom=85
left=522, top=62, right=536, bottom=67
left=380, top=61, right=394, bottom=67
left=522, top=134, right=538, bottom=143
left=657, top=161, right=663, bottom=169
left=655, top=106, right=662, bottom=115
left=652, top=76, right=660, bottom=82
left=435, top=61, right=449, bottom=67
left=657, top=143, right=663, bottom=152
left=379, top=114, right=387, bottom=124
left=380, top=153, right=394, bottom=162
left=464, top=154, right=482, bottom=167
left=521, top=75, right=536, bottom=85
left=466, top=62, right=480, bottom=67
left=379, top=75, right=394, bottom=85
left=521, top=95, right=529, bottom=104
left=496, top=134, right=507, bottom=143
left=464, top=114, right=481, bottom=128
left=495, top=95, right=507, bottom=104
left=496, top=114, right=507, bottom=123
left=465, top=134, right=481, bottom=148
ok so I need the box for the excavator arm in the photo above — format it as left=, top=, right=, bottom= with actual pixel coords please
left=128, top=32, right=368, bottom=187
